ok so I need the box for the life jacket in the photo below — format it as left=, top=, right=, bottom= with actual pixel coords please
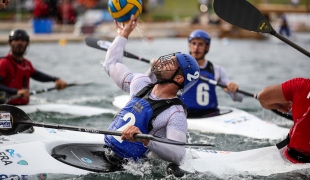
left=181, top=61, right=218, bottom=111
left=104, top=83, right=186, bottom=159
left=277, top=107, right=310, bottom=163
left=1, top=56, right=32, bottom=105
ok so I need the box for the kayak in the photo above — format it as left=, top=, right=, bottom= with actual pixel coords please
left=182, top=146, right=310, bottom=177
left=17, top=103, right=117, bottom=116
left=113, top=95, right=290, bottom=140
left=0, top=126, right=182, bottom=178
left=1, top=126, right=309, bottom=178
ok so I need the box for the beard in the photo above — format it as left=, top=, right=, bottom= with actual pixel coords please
left=190, top=51, right=208, bottom=61
left=153, top=71, right=166, bottom=82
left=153, top=69, right=177, bottom=82
left=11, top=44, right=27, bottom=56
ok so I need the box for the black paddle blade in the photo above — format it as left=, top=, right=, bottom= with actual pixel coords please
left=85, top=37, right=111, bottom=51
left=0, top=105, right=33, bottom=135
left=213, top=0, right=273, bottom=33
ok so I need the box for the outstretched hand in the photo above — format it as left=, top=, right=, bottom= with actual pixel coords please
left=115, top=15, right=137, bottom=39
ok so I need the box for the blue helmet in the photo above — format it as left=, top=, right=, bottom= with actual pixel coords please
left=175, top=53, right=200, bottom=94
left=188, top=29, right=211, bottom=45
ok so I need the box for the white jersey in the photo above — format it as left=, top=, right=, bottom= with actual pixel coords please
left=103, top=36, right=187, bottom=165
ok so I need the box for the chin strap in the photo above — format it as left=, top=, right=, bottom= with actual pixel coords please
left=157, top=79, right=183, bottom=89
left=156, top=69, right=183, bottom=89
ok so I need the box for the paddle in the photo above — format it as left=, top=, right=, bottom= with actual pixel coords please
left=213, top=0, right=310, bottom=58
left=85, top=37, right=150, bottom=63
left=4, top=81, right=93, bottom=103
left=85, top=37, right=294, bottom=120
left=199, top=76, right=293, bottom=120
left=0, top=104, right=214, bottom=147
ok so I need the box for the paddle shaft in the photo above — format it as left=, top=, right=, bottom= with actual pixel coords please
left=20, top=121, right=213, bottom=147
left=85, top=38, right=293, bottom=120
left=199, top=76, right=293, bottom=120
left=8, top=82, right=93, bottom=101
left=272, top=31, right=310, bottom=57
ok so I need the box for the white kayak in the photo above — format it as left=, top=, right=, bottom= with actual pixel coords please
left=17, top=103, right=117, bottom=116
left=1, top=126, right=309, bottom=178
left=182, top=146, right=310, bottom=177
left=113, top=95, right=290, bottom=140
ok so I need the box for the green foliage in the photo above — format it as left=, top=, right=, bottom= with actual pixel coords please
left=144, top=0, right=199, bottom=21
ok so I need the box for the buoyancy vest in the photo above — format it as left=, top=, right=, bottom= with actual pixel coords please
left=288, top=107, right=310, bottom=152
left=1, top=56, right=33, bottom=105
left=181, top=61, right=218, bottom=111
left=104, top=83, right=187, bottom=159
left=277, top=108, right=310, bottom=163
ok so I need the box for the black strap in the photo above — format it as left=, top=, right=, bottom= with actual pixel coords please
left=135, top=83, right=155, bottom=97
left=276, top=134, right=290, bottom=149
left=134, top=83, right=188, bottom=132
left=149, top=98, right=186, bottom=119
left=204, top=61, right=214, bottom=77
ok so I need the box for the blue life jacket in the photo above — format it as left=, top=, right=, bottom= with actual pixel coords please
left=105, top=83, right=186, bottom=160
left=181, top=61, right=218, bottom=111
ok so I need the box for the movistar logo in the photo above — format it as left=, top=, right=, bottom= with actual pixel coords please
left=187, top=71, right=199, bottom=81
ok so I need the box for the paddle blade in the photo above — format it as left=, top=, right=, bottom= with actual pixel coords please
left=0, top=105, right=33, bottom=135
left=85, top=37, right=111, bottom=51
left=213, top=0, right=273, bottom=33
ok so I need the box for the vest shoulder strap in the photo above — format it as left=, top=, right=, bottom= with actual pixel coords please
left=135, top=84, right=188, bottom=132
left=135, top=83, right=155, bottom=98
left=204, top=61, right=215, bottom=77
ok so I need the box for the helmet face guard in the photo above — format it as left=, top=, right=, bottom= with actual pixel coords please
left=151, top=52, right=200, bottom=94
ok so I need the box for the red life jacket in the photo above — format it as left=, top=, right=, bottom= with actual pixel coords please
left=288, top=107, right=310, bottom=152
left=1, top=55, right=34, bottom=105
left=284, top=107, right=310, bottom=163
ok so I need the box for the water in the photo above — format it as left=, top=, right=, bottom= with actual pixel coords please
left=1, top=32, right=309, bottom=179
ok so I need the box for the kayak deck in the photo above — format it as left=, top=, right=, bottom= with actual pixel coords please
left=17, top=103, right=117, bottom=116
left=0, top=126, right=309, bottom=178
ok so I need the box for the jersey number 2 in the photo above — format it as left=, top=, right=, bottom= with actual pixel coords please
left=113, top=112, right=136, bottom=143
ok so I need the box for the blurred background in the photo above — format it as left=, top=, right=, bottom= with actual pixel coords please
left=0, top=0, right=309, bottom=43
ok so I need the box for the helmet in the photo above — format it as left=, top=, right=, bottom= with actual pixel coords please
left=175, top=53, right=200, bottom=94
left=188, top=29, right=211, bottom=45
left=9, top=29, right=29, bottom=42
